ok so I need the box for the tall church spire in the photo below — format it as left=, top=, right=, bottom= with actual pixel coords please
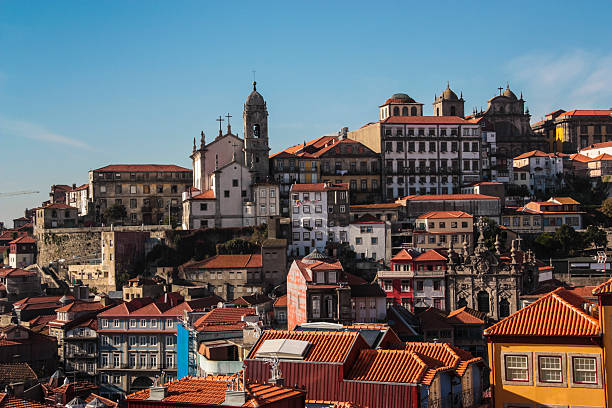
left=244, top=80, right=270, bottom=182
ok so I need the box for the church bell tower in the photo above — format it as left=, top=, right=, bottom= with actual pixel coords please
left=243, top=81, right=270, bottom=182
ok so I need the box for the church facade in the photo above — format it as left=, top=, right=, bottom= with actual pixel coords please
left=446, top=219, right=538, bottom=321
left=182, top=82, right=279, bottom=229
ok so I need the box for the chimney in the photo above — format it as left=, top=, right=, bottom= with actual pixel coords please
left=148, top=386, right=168, bottom=401
left=222, top=378, right=247, bottom=406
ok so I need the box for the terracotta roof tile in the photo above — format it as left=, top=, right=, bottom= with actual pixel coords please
left=580, top=141, right=612, bottom=151
left=183, top=254, right=262, bottom=270
left=559, top=109, right=612, bottom=117
left=417, top=211, right=472, bottom=219
left=347, top=349, right=432, bottom=384
left=54, top=300, right=104, bottom=313
left=400, top=194, right=498, bottom=201
left=414, top=249, right=447, bottom=262
left=350, top=202, right=402, bottom=210
left=391, top=249, right=417, bottom=261
left=447, top=307, right=486, bottom=324
left=249, top=330, right=363, bottom=363
left=194, top=307, right=256, bottom=332
left=290, top=183, right=349, bottom=192
left=190, top=189, right=215, bottom=200
left=38, top=203, right=77, bottom=210
left=126, top=375, right=303, bottom=406
left=0, top=269, right=36, bottom=278
left=273, top=295, right=287, bottom=307
left=8, top=236, right=36, bottom=244
left=93, top=164, right=191, bottom=172
left=485, top=288, right=600, bottom=337
left=84, top=394, right=117, bottom=408
left=0, top=363, right=37, bottom=384
left=231, top=294, right=272, bottom=306
left=0, top=394, right=52, bottom=408
left=593, top=278, right=612, bottom=295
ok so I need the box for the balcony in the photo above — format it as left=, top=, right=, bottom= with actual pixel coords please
left=378, top=270, right=414, bottom=278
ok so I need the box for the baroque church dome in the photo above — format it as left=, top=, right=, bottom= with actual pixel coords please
left=246, top=81, right=265, bottom=106
left=502, top=84, right=517, bottom=100
left=441, top=85, right=459, bottom=101
left=389, top=93, right=416, bottom=103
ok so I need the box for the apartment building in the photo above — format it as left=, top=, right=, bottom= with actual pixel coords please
left=347, top=215, right=391, bottom=262
left=67, top=184, right=90, bottom=216
left=8, top=235, right=36, bottom=268
left=289, top=183, right=350, bottom=257
left=512, top=150, right=569, bottom=195
left=532, top=108, right=612, bottom=153
left=34, top=203, right=78, bottom=231
left=89, top=164, right=192, bottom=225
left=349, top=91, right=482, bottom=200
left=97, top=297, right=187, bottom=399
left=413, top=211, right=473, bottom=250
left=501, top=197, right=584, bottom=233
left=270, top=134, right=380, bottom=216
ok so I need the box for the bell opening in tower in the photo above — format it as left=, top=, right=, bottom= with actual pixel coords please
left=253, top=124, right=260, bottom=138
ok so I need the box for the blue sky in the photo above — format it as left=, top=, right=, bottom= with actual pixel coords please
left=2, top=1, right=612, bottom=224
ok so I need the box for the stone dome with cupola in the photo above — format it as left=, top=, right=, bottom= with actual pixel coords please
left=379, top=92, right=424, bottom=120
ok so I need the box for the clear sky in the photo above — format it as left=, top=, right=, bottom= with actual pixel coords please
left=2, top=1, right=612, bottom=224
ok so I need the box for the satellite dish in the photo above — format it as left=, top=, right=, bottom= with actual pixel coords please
left=217, top=302, right=224, bottom=309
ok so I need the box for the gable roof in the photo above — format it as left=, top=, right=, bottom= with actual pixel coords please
left=391, top=249, right=417, bottom=261
left=559, top=109, right=612, bottom=117
left=54, top=300, right=105, bottom=313
left=8, top=236, right=36, bottom=245
left=249, top=330, right=363, bottom=363
left=231, top=294, right=273, bottom=306
left=592, top=278, right=612, bottom=296
left=0, top=269, right=36, bottom=278
left=485, top=288, right=600, bottom=338
left=350, top=214, right=385, bottom=224
left=191, top=189, right=215, bottom=200
left=290, top=183, right=349, bottom=192
left=0, top=363, right=37, bottom=384
left=414, top=249, right=447, bottom=262
left=273, top=295, right=287, bottom=307
left=447, top=307, right=486, bottom=324
left=0, top=393, right=52, bottom=408
left=193, top=307, right=256, bottom=332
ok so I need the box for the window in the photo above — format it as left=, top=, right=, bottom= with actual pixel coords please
left=129, top=336, right=136, bottom=346
left=140, top=319, right=146, bottom=328
left=200, top=203, right=208, bottom=211
left=149, top=336, right=158, bottom=346
left=505, top=355, right=529, bottom=381
left=139, top=336, right=147, bottom=346
left=401, top=280, right=410, bottom=292
left=315, top=205, right=322, bottom=213
left=113, top=354, right=120, bottom=367
left=303, top=231, right=310, bottom=240
left=371, top=237, right=378, bottom=245
left=303, top=205, right=311, bottom=213
left=130, top=185, right=137, bottom=194
left=166, top=319, right=174, bottom=328
left=113, top=335, right=121, bottom=346
left=356, top=237, right=362, bottom=245
left=340, top=205, right=346, bottom=213
left=102, top=319, right=109, bottom=328
left=150, top=355, right=157, bottom=368
left=538, top=355, right=562, bottom=383
left=433, top=280, right=440, bottom=291
left=383, top=280, right=392, bottom=292
left=315, top=218, right=322, bottom=227
left=292, top=232, right=300, bottom=240
left=232, top=179, right=239, bottom=187
left=224, top=190, right=230, bottom=198
left=101, top=354, right=109, bottom=367
left=416, top=281, right=424, bottom=291
left=572, top=356, right=598, bottom=384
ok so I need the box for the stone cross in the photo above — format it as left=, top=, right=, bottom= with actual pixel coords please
left=498, top=86, right=503, bottom=95
left=216, top=115, right=224, bottom=136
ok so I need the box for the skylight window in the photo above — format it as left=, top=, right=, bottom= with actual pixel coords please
left=255, top=339, right=311, bottom=360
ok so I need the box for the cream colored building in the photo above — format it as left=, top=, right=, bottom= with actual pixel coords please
left=35, top=203, right=78, bottom=231
left=413, top=211, right=473, bottom=249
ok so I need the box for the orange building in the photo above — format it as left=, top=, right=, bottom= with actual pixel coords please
left=486, top=287, right=606, bottom=407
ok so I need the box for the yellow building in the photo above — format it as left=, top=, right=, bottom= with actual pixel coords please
left=485, top=287, right=605, bottom=408
left=414, top=210, right=473, bottom=249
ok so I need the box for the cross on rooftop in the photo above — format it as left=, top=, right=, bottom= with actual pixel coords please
left=216, top=115, right=224, bottom=135
left=498, top=86, right=503, bottom=95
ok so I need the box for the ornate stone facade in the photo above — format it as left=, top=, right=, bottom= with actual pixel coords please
left=446, top=218, right=537, bottom=321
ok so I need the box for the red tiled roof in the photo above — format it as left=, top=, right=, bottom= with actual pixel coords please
left=294, top=259, right=344, bottom=283
left=191, top=189, right=215, bottom=200
left=0, top=393, right=52, bottom=408
left=306, top=402, right=364, bottom=408
left=0, top=269, right=36, bottom=278
left=593, top=278, right=612, bottom=295
left=194, top=307, right=256, bottom=332
left=382, top=116, right=469, bottom=124
left=126, top=376, right=304, bottom=406
left=559, top=109, right=612, bottom=117
left=38, top=203, right=77, bottom=210
left=350, top=214, right=385, bottom=224
left=391, top=249, right=416, bottom=261
left=14, top=296, right=71, bottom=307
left=52, top=381, right=96, bottom=396
left=580, top=141, right=612, bottom=151
left=273, top=295, right=287, bottom=307
left=414, top=250, right=447, bottom=262
left=0, top=363, right=37, bottom=384
left=472, top=181, right=503, bottom=186
left=54, top=300, right=104, bottom=313
left=485, top=288, right=600, bottom=337
left=93, top=164, right=191, bottom=172
left=447, top=307, right=486, bottom=324
left=97, top=297, right=155, bottom=317
left=8, top=236, right=36, bottom=244
left=270, top=136, right=338, bottom=159
left=249, top=330, right=363, bottom=363
left=348, top=342, right=481, bottom=386
left=350, top=203, right=402, bottom=210
left=400, top=194, right=498, bottom=201
left=290, top=183, right=349, bottom=192
left=183, top=254, right=262, bottom=270
left=417, top=211, right=472, bottom=219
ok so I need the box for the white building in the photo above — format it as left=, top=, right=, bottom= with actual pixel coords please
left=349, top=87, right=482, bottom=200
left=67, top=184, right=90, bottom=216
left=347, top=215, right=391, bottom=263
left=289, top=183, right=350, bottom=257
left=579, top=141, right=612, bottom=158
left=512, top=150, right=568, bottom=195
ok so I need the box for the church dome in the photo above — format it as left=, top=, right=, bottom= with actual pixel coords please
left=246, top=82, right=265, bottom=106
left=389, top=93, right=416, bottom=103
left=502, top=85, right=517, bottom=100
left=441, top=85, right=459, bottom=101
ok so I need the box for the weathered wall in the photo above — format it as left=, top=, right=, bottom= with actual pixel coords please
left=35, top=225, right=172, bottom=267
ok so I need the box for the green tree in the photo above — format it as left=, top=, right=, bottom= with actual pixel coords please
left=601, top=198, right=612, bottom=218
left=104, top=203, right=127, bottom=224
left=555, top=224, right=584, bottom=257
left=534, top=232, right=561, bottom=258
left=584, top=225, right=608, bottom=249
left=216, top=239, right=260, bottom=255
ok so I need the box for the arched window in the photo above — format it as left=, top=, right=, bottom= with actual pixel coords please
left=477, top=291, right=490, bottom=313
left=402, top=107, right=408, bottom=116
left=436, top=108, right=440, bottom=116
left=450, top=106, right=456, bottom=116
left=411, top=107, right=417, bottom=116
left=253, top=124, right=260, bottom=138
left=499, top=298, right=510, bottom=318
left=393, top=107, right=400, bottom=116
left=457, top=297, right=467, bottom=309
